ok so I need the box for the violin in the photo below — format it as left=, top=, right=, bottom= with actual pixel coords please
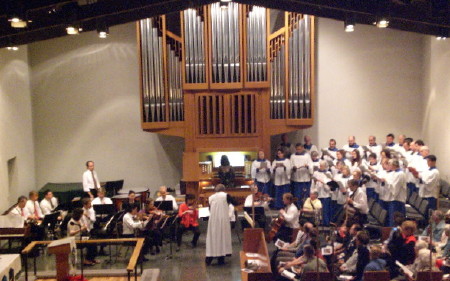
left=254, top=192, right=272, bottom=203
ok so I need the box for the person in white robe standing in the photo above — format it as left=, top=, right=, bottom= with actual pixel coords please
left=206, top=184, right=232, bottom=266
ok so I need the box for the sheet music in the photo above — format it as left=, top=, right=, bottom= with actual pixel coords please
left=243, top=211, right=255, bottom=228
left=395, top=260, right=413, bottom=278
left=198, top=207, right=210, bottom=218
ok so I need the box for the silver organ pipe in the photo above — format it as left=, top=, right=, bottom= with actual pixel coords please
left=270, top=36, right=285, bottom=119
left=140, top=18, right=165, bottom=122
left=184, top=8, right=206, bottom=84
left=246, top=6, right=267, bottom=82
left=211, top=2, right=240, bottom=83
left=288, top=14, right=311, bottom=119
left=167, top=38, right=184, bottom=122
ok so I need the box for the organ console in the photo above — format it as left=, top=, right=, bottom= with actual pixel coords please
left=137, top=4, right=315, bottom=199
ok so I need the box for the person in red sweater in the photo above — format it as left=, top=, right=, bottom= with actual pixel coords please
left=176, top=194, right=200, bottom=251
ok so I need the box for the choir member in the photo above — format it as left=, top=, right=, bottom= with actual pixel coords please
left=25, top=191, right=43, bottom=220
left=68, top=208, right=98, bottom=265
left=365, top=135, right=382, bottom=159
left=83, top=160, right=100, bottom=198
left=91, top=187, right=113, bottom=205
left=290, top=143, right=313, bottom=202
left=385, top=133, right=400, bottom=151
left=383, top=159, right=407, bottom=227
left=345, top=179, right=368, bottom=225
left=333, top=165, right=351, bottom=223
left=176, top=194, right=200, bottom=251
left=343, top=136, right=363, bottom=158
left=40, top=189, right=58, bottom=215
left=205, top=184, right=232, bottom=266
left=155, top=186, right=178, bottom=211
left=350, top=149, right=362, bottom=172
left=322, top=138, right=338, bottom=162
left=303, top=135, right=320, bottom=157
left=362, top=153, right=380, bottom=201
left=416, top=155, right=440, bottom=215
left=251, top=150, right=272, bottom=194
left=311, top=160, right=332, bottom=226
left=272, top=149, right=292, bottom=209
left=275, top=193, right=300, bottom=243
left=218, top=155, right=235, bottom=188
left=278, top=133, right=295, bottom=159
left=335, top=149, right=352, bottom=167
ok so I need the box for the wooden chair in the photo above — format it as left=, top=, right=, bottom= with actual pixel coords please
left=364, top=271, right=390, bottom=281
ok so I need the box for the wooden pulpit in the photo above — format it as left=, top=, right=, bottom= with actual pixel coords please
left=48, top=237, right=75, bottom=281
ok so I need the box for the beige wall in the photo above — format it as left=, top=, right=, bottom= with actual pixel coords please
left=30, top=23, right=183, bottom=192
left=0, top=47, right=36, bottom=207
left=422, top=38, right=450, bottom=180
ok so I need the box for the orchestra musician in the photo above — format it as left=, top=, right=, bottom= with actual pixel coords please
left=274, top=193, right=299, bottom=243
left=143, top=198, right=163, bottom=255
left=8, top=196, right=29, bottom=223
left=243, top=184, right=270, bottom=229
left=25, top=191, right=43, bottom=220
left=92, top=188, right=113, bottom=205
left=83, top=160, right=101, bottom=199
left=251, top=150, right=272, bottom=194
left=155, top=186, right=178, bottom=211
left=122, top=204, right=152, bottom=258
left=68, top=208, right=98, bottom=265
left=176, top=194, right=200, bottom=251
left=40, top=189, right=58, bottom=215
left=122, top=190, right=138, bottom=210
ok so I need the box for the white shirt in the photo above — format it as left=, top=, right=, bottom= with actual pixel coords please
left=92, top=196, right=113, bottom=205
left=82, top=206, right=96, bottom=231
left=290, top=153, right=313, bottom=182
left=251, top=159, right=271, bottom=183
left=67, top=218, right=87, bottom=239
left=40, top=197, right=59, bottom=215
left=244, top=194, right=270, bottom=209
left=418, top=168, right=440, bottom=198
left=348, top=187, right=368, bottom=215
left=271, top=159, right=291, bottom=185
left=311, top=170, right=332, bottom=198
left=82, top=169, right=100, bottom=192
left=9, top=206, right=29, bottom=223
left=122, top=212, right=147, bottom=235
left=282, top=203, right=300, bottom=229
left=155, top=194, right=179, bottom=211
left=25, top=200, right=43, bottom=219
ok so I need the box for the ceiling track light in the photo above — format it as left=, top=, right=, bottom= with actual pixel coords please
left=436, top=28, right=448, bottom=41
left=6, top=46, right=19, bottom=51
left=8, top=15, right=28, bottom=28
left=97, top=27, right=109, bottom=39
left=66, top=24, right=82, bottom=35
left=344, top=15, right=355, bottom=32
left=375, top=17, right=389, bottom=28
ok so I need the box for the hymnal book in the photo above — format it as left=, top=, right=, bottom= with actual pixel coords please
left=276, top=162, right=284, bottom=168
left=275, top=239, right=289, bottom=249
left=321, top=245, right=333, bottom=256
left=243, top=211, right=255, bottom=228
left=395, top=260, right=413, bottom=278
left=280, top=270, right=296, bottom=280
left=259, top=162, right=267, bottom=169
left=362, top=145, right=369, bottom=151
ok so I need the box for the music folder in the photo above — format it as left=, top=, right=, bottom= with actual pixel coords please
left=243, top=207, right=265, bottom=215
left=155, top=200, right=173, bottom=211
left=93, top=204, right=116, bottom=215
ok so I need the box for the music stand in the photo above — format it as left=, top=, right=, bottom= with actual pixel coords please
left=93, top=204, right=116, bottom=215
left=42, top=212, right=61, bottom=239
left=155, top=201, right=173, bottom=212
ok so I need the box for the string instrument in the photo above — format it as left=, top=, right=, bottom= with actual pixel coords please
left=266, top=215, right=285, bottom=243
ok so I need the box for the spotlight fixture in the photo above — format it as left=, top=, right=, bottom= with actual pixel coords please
left=8, top=15, right=27, bottom=28
left=375, top=18, right=389, bottom=28
left=436, top=28, right=448, bottom=41
left=344, top=19, right=355, bottom=32
left=6, top=46, right=19, bottom=51
left=66, top=25, right=80, bottom=35
left=97, top=27, right=109, bottom=39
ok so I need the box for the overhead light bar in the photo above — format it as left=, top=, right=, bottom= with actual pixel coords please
left=8, top=16, right=27, bottom=28
left=98, top=27, right=109, bottom=39
left=436, top=28, right=448, bottom=40
left=6, top=46, right=19, bottom=51
left=375, top=17, right=389, bottom=28
left=344, top=16, right=355, bottom=32
left=66, top=24, right=81, bottom=35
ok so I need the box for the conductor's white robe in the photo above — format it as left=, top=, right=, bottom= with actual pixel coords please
left=206, top=191, right=232, bottom=257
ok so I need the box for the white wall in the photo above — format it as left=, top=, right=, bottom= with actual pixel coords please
left=301, top=18, right=426, bottom=150
left=30, top=23, right=183, bottom=192
left=0, top=47, right=35, bottom=207
left=422, top=38, right=450, bottom=180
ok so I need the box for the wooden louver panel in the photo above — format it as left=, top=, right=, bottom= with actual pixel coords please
left=197, top=94, right=224, bottom=135
left=230, top=93, right=256, bottom=135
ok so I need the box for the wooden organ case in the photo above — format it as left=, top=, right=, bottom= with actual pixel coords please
left=137, top=4, right=315, bottom=199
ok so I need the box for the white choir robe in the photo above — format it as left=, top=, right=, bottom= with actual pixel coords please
left=342, top=144, right=364, bottom=159
left=251, top=159, right=271, bottom=183
left=364, top=144, right=382, bottom=159
left=206, top=191, right=232, bottom=257
left=378, top=170, right=392, bottom=203
left=334, top=174, right=351, bottom=205
left=388, top=170, right=407, bottom=203
left=271, top=159, right=291, bottom=186
left=304, top=144, right=321, bottom=158
left=311, top=170, right=332, bottom=198
left=322, top=148, right=338, bottom=163
left=418, top=168, right=440, bottom=199
left=290, top=153, right=313, bottom=182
